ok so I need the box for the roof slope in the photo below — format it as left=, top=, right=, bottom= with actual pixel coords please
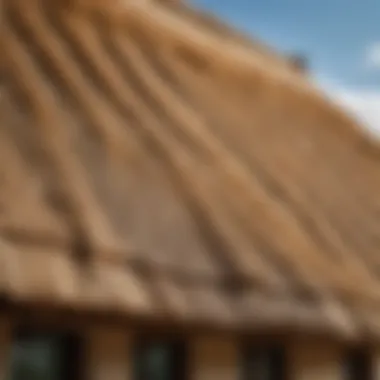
left=163, top=1, right=297, bottom=71
left=1, top=0, right=380, bottom=339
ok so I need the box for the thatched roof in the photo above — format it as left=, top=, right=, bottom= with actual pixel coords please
left=1, top=0, right=380, bottom=340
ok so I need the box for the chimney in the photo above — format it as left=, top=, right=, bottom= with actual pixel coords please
left=288, top=54, right=308, bottom=74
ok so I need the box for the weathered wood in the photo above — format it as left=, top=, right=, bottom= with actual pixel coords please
left=191, top=337, right=238, bottom=380
left=372, top=348, right=380, bottom=379
left=86, top=326, right=131, bottom=380
left=0, top=317, right=11, bottom=380
left=289, top=341, right=343, bottom=380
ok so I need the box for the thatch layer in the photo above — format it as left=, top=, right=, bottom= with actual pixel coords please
left=1, top=0, right=380, bottom=340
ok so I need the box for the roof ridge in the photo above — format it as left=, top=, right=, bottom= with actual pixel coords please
left=162, top=2, right=295, bottom=71
left=123, top=1, right=380, bottom=149
left=41, top=0, right=380, bottom=153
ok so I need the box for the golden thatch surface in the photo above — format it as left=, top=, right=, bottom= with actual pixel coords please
left=162, top=2, right=297, bottom=71
left=1, top=0, right=380, bottom=339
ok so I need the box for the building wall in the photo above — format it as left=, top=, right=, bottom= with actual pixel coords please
left=86, top=326, right=132, bottom=380
left=191, top=337, right=239, bottom=380
left=0, top=315, right=375, bottom=380
left=289, top=341, right=343, bottom=380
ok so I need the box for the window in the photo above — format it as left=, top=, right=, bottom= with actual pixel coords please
left=241, top=344, right=286, bottom=380
left=343, top=347, right=372, bottom=380
left=133, top=337, right=187, bottom=380
left=7, top=329, right=82, bottom=380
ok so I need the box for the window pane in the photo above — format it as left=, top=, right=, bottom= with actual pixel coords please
left=144, top=344, right=171, bottom=380
left=242, top=346, right=285, bottom=380
left=7, top=333, right=81, bottom=380
left=343, top=349, right=372, bottom=380
left=245, top=352, right=270, bottom=379
left=134, top=339, right=186, bottom=380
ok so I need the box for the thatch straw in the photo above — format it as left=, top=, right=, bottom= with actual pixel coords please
left=1, top=0, right=380, bottom=340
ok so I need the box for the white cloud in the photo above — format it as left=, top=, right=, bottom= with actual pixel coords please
left=365, top=43, right=380, bottom=69
left=329, top=88, right=380, bottom=137
left=314, top=78, right=380, bottom=138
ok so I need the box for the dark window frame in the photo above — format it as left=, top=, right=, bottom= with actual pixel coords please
left=133, top=334, right=188, bottom=380
left=343, top=347, right=373, bottom=380
left=241, top=342, right=287, bottom=380
left=8, top=326, right=83, bottom=380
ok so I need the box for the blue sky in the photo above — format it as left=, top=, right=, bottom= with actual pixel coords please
left=190, top=0, right=380, bottom=134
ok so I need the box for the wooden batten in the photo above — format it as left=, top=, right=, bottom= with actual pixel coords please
left=191, top=336, right=238, bottom=380
left=0, top=317, right=10, bottom=380
left=86, top=326, right=131, bottom=380
left=289, top=340, right=343, bottom=380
